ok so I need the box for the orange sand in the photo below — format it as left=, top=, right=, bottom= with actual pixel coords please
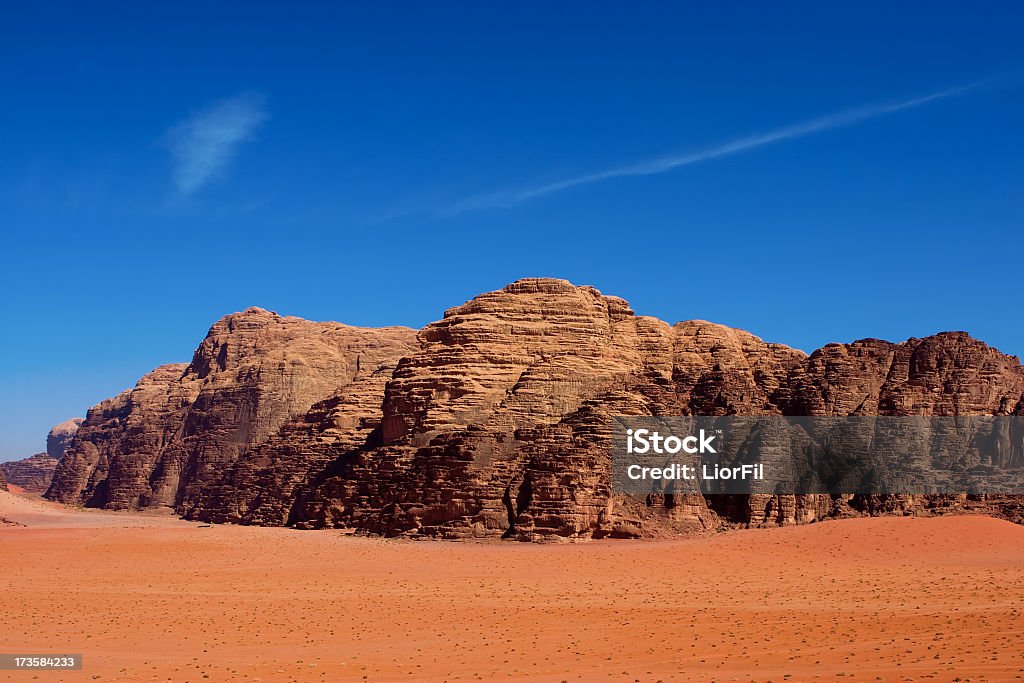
left=2, top=491, right=1023, bottom=683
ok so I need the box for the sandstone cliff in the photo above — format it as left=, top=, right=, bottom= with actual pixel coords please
left=291, top=280, right=807, bottom=539
left=46, top=308, right=418, bottom=511
left=47, top=418, right=84, bottom=460
left=1, top=453, right=60, bottom=493
left=45, top=280, right=1024, bottom=540
left=1, top=419, right=86, bottom=494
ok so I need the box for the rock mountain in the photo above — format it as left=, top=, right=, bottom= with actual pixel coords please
left=2, top=453, right=60, bottom=493
left=2, top=419, right=84, bottom=493
left=47, top=418, right=84, bottom=460
left=45, top=279, right=1024, bottom=540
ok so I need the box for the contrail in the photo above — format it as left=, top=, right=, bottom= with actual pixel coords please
left=450, top=80, right=985, bottom=213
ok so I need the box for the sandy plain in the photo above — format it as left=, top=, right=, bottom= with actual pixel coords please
left=2, top=489, right=1023, bottom=683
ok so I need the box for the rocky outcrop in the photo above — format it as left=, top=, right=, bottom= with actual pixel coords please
left=185, top=359, right=405, bottom=525
left=47, top=418, right=84, bottom=460
left=719, top=333, right=1024, bottom=527
left=45, top=279, right=1024, bottom=540
left=46, top=308, right=418, bottom=511
left=775, top=334, right=1024, bottom=417
left=293, top=281, right=806, bottom=539
left=1, top=453, right=60, bottom=493
left=2, top=419, right=87, bottom=494
left=0, top=467, right=7, bottom=492
left=46, top=363, right=199, bottom=507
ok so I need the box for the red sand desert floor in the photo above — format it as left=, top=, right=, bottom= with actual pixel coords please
left=2, top=490, right=1023, bottom=683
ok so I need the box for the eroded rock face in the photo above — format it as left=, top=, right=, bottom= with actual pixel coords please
left=186, top=359, right=405, bottom=525
left=44, top=280, right=1024, bottom=540
left=47, top=418, right=84, bottom=460
left=46, top=308, right=418, bottom=511
left=775, top=334, right=1024, bottom=418
left=1, top=453, right=60, bottom=493
left=294, top=281, right=807, bottom=539
left=2, top=418, right=88, bottom=494
left=724, top=333, right=1024, bottom=527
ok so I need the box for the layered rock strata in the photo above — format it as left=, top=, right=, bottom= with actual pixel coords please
left=1, top=419, right=85, bottom=493
left=46, top=308, right=418, bottom=511
left=1, top=453, right=60, bottom=493
left=45, top=280, right=1024, bottom=540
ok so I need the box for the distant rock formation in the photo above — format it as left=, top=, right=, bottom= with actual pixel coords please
left=1, top=419, right=83, bottom=494
left=46, top=280, right=1024, bottom=540
left=47, top=418, right=84, bottom=460
left=1, top=453, right=60, bottom=493
left=0, top=467, right=7, bottom=492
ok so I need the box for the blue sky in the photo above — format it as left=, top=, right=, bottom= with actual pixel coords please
left=2, top=2, right=1023, bottom=458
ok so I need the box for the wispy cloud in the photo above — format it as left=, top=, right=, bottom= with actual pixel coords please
left=451, top=80, right=986, bottom=213
left=167, top=93, right=268, bottom=195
